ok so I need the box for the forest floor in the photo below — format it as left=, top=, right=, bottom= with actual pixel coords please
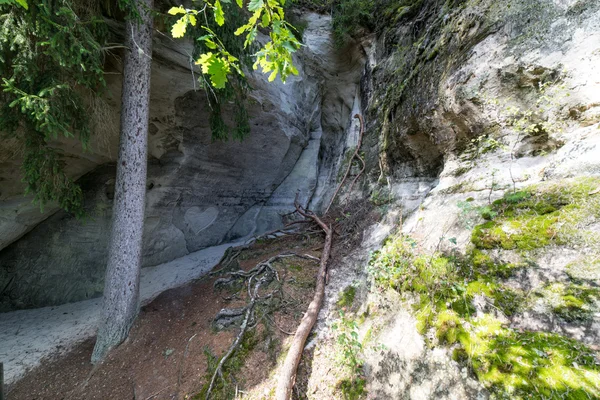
left=6, top=233, right=326, bottom=400
left=0, top=241, right=238, bottom=386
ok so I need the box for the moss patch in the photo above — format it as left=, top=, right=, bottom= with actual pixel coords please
left=369, top=229, right=599, bottom=398
left=566, top=256, right=600, bottom=282
left=537, top=283, right=600, bottom=322
left=462, top=315, right=600, bottom=399
left=338, top=285, right=357, bottom=309
left=471, top=177, right=600, bottom=251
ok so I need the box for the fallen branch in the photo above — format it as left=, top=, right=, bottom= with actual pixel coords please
left=244, top=220, right=312, bottom=245
left=144, top=384, right=173, bottom=400
left=275, top=199, right=333, bottom=400
left=325, top=113, right=365, bottom=215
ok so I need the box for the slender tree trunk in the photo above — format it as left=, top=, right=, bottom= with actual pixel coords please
left=92, top=0, right=154, bottom=364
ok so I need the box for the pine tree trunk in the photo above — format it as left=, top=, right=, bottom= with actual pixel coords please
left=91, top=0, right=153, bottom=364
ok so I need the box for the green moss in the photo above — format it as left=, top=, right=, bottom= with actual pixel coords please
left=471, top=216, right=558, bottom=250
left=369, top=179, right=600, bottom=398
left=454, top=165, right=472, bottom=176
left=461, top=315, right=600, bottom=399
left=493, top=287, right=526, bottom=317
left=439, top=180, right=476, bottom=194
left=471, top=177, right=600, bottom=251
left=287, top=264, right=302, bottom=272
left=470, top=249, right=494, bottom=268
left=539, top=283, right=600, bottom=322
left=338, top=285, right=357, bottom=309
left=469, top=249, right=525, bottom=279
left=339, top=376, right=366, bottom=400
left=566, top=256, right=600, bottom=282
left=434, top=310, right=464, bottom=345
left=415, top=303, right=435, bottom=334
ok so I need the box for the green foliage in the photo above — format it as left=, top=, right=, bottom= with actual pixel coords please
left=0, top=0, right=27, bottom=9
left=330, top=0, right=374, bottom=46
left=339, top=376, right=366, bottom=400
left=504, top=79, right=568, bottom=139
left=0, top=1, right=108, bottom=216
left=291, top=0, right=375, bottom=46
left=367, top=235, right=417, bottom=290
left=332, top=310, right=363, bottom=374
left=188, top=1, right=253, bottom=142
left=170, top=0, right=300, bottom=88
left=460, top=133, right=504, bottom=160
left=168, top=0, right=300, bottom=142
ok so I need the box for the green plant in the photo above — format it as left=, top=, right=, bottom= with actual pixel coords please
left=332, top=310, right=363, bottom=374
left=0, top=1, right=109, bottom=215
left=339, top=376, right=366, bottom=400
left=169, top=0, right=301, bottom=88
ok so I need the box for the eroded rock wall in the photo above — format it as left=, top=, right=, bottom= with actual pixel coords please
left=305, top=1, right=600, bottom=399
left=0, top=12, right=366, bottom=311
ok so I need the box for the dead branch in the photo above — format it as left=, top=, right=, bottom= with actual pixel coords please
left=275, top=199, right=333, bottom=400
left=348, top=153, right=366, bottom=194
left=210, top=247, right=247, bottom=276
left=244, top=220, right=313, bottom=246
left=325, top=113, right=365, bottom=215
left=144, top=384, right=173, bottom=400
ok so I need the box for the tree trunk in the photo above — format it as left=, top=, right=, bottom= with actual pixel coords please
left=91, top=0, right=153, bottom=364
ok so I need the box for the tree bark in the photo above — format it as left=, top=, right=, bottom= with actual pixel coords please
left=92, top=0, right=153, bottom=364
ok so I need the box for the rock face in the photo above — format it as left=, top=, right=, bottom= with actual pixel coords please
left=334, top=1, right=600, bottom=397
left=0, top=13, right=366, bottom=311
left=354, top=0, right=600, bottom=209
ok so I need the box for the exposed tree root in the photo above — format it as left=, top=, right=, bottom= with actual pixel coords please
left=205, top=294, right=257, bottom=400
left=325, top=113, right=365, bottom=215
left=275, top=199, right=333, bottom=400
left=206, top=252, right=319, bottom=399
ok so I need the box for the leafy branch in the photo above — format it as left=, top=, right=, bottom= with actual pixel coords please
left=169, top=0, right=301, bottom=89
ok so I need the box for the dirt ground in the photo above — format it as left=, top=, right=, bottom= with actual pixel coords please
left=6, top=233, right=325, bottom=400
